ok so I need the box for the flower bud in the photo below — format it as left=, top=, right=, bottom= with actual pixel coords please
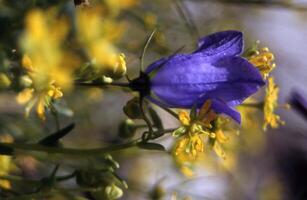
left=118, top=119, right=137, bottom=138
left=105, top=184, right=123, bottom=200
left=19, top=75, right=33, bottom=87
left=123, top=97, right=142, bottom=119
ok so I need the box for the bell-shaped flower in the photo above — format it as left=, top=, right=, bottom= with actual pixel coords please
left=145, top=30, right=265, bottom=123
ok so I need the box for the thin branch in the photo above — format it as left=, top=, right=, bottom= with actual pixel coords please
left=0, top=140, right=140, bottom=156
left=75, top=81, right=131, bottom=88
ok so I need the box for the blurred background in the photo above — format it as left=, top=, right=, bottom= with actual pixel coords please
left=1, top=0, right=307, bottom=199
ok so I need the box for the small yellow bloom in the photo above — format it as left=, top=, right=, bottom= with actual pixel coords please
left=17, top=55, right=64, bottom=120
left=47, top=84, right=63, bottom=99
left=263, top=77, right=287, bottom=131
left=173, top=100, right=224, bottom=175
left=174, top=134, right=204, bottom=161
left=249, top=46, right=276, bottom=79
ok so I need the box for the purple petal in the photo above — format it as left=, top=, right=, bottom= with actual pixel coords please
left=150, top=54, right=264, bottom=109
left=145, top=57, right=169, bottom=74
left=211, top=99, right=241, bottom=123
left=199, top=56, right=265, bottom=106
left=194, top=30, right=243, bottom=59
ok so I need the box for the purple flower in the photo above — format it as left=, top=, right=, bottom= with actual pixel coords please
left=145, top=31, right=265, bottom=123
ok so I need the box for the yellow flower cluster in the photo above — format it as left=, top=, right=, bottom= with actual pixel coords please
left=172, top=100, right=233, bottom=176
left=17, top=9, right=76, bottom=120
left=16, top=1, right=137, bottom=119
left=75, top=3, right=129, bottom=79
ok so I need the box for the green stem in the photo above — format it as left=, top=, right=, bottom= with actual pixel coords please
left=139, top=98, right=154, bottom=140
left=75, top=81, right=131, bottom=88
left=0, top=140, right=140, bottom=156
left=150, top=128, right=177, bottom=140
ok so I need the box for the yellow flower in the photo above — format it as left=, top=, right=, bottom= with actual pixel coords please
left=21, top=9, right=74, bottom=90
left=175, top=134, right=205, bottom=160
left=172, top=100, right=218, bottom=176
left=0, top=134, right=14, bottom=189
left=18, top=8, right=75, bottom=120
left=76, top=6, right=128, bottom=79
left=17, top=55, right=64, bottom=120
left=248, top=46, right=275, bottom=79
left=263, top=77, right=288, bottom=131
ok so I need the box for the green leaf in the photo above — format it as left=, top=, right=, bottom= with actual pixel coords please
left=148, top=107, right=163, bottom=131
left=137, top=142, right=165, bottom=151
left=39, top=123, right=75, bottom=146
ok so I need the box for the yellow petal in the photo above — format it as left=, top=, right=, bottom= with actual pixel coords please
left=213, top=142, right=226, bottom=159
left=21, top=54, right=34, bottom=72
left=16, top=88, right=34, bottom=104
left=178, top=111, right=190, bottom=126
left=36, top=97, right=46, bottom=120
left=216, top=130, right=229, bottom=144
